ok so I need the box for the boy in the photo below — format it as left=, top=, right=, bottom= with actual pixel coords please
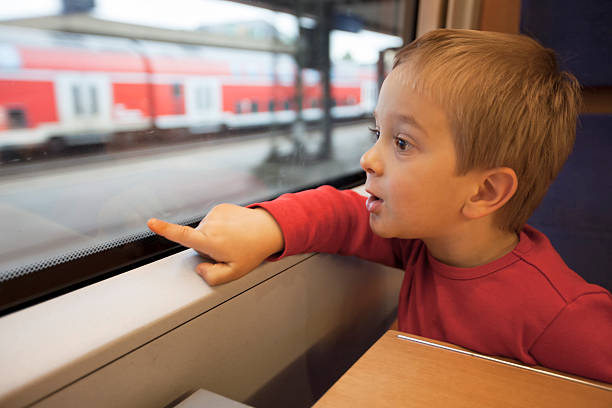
left=148, top=29, right=612, bottom=383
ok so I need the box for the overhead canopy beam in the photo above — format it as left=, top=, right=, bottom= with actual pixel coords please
left=0, top=14, right=295, bottom=54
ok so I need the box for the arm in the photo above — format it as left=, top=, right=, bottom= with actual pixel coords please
left=148, top=185, right=405, bottom=286
left=250, top=185, right=403, bottom=267
left=529, top=291, right=612, bottom=384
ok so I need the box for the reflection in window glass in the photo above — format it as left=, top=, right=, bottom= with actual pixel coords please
left=0, top=0, right=408, bottom=308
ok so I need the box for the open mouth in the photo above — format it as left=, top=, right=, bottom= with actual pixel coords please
left=366, top=194, right=383, bottom=213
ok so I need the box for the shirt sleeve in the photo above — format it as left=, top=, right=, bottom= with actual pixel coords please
left=529, top=291, right=612, bottom=384
left=248, top=185, right=407, bottom=269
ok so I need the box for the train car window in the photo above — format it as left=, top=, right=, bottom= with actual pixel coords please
left=71, top=84, right=84, bottom=115
left=8, top=108, right=27, bottom=128
left=172, top=83, right=182, bottom=98
left=0, top=0, right=411, bottom=314
left=89, top=86, right=99, bottom=114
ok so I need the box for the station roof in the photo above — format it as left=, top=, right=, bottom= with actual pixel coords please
left=237, top=0, right=409, bottom=37
left=0, top=0, right=411, bottom=52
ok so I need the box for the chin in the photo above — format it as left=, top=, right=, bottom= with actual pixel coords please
left=368, top=216, right=395, bottom=238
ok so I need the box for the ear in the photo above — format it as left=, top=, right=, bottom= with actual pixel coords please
left=462, top=167, right=518, bottom=220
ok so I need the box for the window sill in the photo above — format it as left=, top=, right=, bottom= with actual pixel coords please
left=0, top=250, right=312, bottom=406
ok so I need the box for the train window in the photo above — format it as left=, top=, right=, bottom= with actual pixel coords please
left=172, top=83, right=182, bottom=98
left=7, top=108, right=27, bottom=128
left=71, top=84, right=84, bottom=115
left=0, top=0, right=411, bottom=314
left=89, top=86, right=99, bottom=114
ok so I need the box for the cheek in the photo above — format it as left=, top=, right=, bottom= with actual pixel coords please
left=389, top=167, right=462, bottom=219
left=386, top=170, right=431, bottom=208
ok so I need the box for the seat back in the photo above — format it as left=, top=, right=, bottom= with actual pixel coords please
left=528, top=114, right=612, bottom=290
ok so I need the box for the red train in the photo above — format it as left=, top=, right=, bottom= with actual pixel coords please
left=0, top=26, right=378, bottom=154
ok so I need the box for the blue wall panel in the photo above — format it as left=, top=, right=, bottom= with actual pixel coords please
left=528, top=114, right=612, bottom=290
left=520, top=0, right=612, bottom=87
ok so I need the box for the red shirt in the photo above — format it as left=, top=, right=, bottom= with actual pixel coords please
left=253, top=185, right=612, bottom=383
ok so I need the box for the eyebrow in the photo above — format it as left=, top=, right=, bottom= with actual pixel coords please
left=373, top=111, right=428, bottom=137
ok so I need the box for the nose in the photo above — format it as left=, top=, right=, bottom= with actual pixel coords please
left=360, top=141, right=383, bottom=176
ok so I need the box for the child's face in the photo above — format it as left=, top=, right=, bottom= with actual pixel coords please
left=361, top=67, right=476, bottom=240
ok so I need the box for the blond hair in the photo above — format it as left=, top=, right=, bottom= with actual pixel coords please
left=393, top=29, right=581, bottom=232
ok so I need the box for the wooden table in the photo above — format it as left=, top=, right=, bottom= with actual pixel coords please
left=314, top=330, right=612, bottom=407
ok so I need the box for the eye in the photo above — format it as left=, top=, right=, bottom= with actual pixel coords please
left=368, top=126, right=380, bottom=141
left=394, top=135, right=413, bottom=152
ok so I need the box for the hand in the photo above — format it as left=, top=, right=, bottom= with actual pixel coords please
left=147, top=204, right=284, bottom=285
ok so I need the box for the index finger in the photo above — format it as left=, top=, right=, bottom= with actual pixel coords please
left=147, top=218, right=207, bottom=250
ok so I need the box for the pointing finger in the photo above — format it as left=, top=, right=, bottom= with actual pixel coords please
left=147, top=218, right=207, bottom=250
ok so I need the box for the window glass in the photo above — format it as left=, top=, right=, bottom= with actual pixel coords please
left=0, top=0, right=412, bottom=312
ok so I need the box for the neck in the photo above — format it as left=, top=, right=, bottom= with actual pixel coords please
left=424, top=219, right=519, bottom=268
